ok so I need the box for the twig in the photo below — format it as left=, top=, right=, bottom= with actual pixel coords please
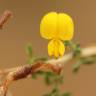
left=47, top=46, right=96, bottom=65
left=0, top=62, right=62, bottom=96
left=0, top=10, right=12, bottom=29
left=0, top=46, right=96, bottom=96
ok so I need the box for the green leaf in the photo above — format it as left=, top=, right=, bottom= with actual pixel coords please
left=43, top=94, right=52, bottom=96
left=27, top=57, right=36, bottom=64
left=81, top=56, right=96, bottom=65
left=62, top=92, right=71, bottom=96
left=73, top=44, right=81, bottom=57
left=26, top=44, right=33, bottom=58
left=64, top=41, right=81, bottom=57
left=44, top=72, right=55, bottom=85
left=73, top=61, right=81, bottom=73
left=64, top=41, right=71, bottom=46
left=44, top=72, right=53, bottom=85
left=51, top=88, right=58, bottom=94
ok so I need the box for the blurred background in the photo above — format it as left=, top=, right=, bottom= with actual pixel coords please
left=0, top=0, right=96, bottom=96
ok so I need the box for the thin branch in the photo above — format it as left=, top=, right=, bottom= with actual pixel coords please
left=0, top=10, right=12, bottom=29
left=47, top=46, right=96, bottom=65
left=0, top=46, right=96, bottom=96
left=0, top=62, right=62, bottom=96
left=1, top=46, right=96, bottom=75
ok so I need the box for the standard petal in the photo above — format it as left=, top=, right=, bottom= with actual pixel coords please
left=58, top=13, right=74, bottom=40
left=59, top=40, right=65, bottom=56
left=40, top=12, right=58, bottom=39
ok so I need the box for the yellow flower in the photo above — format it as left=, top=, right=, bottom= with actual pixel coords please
left=40, top=12, right=74, bottom=58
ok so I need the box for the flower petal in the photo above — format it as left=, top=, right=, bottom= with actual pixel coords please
left=58, top=13, right=74, bottom=40
left=48, top=39, right=65, bottom=58
left=54, top=40, right=59, bottom=58
left=40, top=12, right=58, bottom=39
left=59, top=40, right=65, bottom=56
left=48, top=40, right=54, bottom=56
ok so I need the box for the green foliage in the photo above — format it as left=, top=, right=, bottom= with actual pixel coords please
left=44, top=72, right=64, bottom=85
left=26, top=44, right=33, bottom=58
left=43, top=88, right=71, bottom=96
left=73, top=55, right=96, bottom=73
left=25, top=42, right=96, bottom=96
left=64, top=41, right=81, bottom=57
left=43, top=87, right=60, bottom=96
left=31, top=71, right=63, bottom=85
left=62, top=92, right=72, bottom=96
left=42, top=71, right=65, bottom=96
left=26, top=44, right=48, bottom=64
left=81, top=56, right=96, bottom=65
left=73, top=61, right=81, bottom=73
left=64, top=41, right=96, bottom=73
left=31, top=69, right=65, bottom=96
